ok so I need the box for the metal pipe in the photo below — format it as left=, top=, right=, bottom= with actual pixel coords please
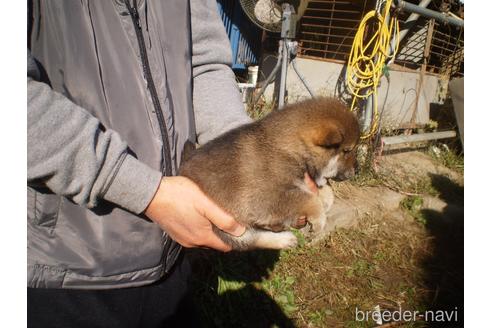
left=393, top=0, right=432, bottom=49
left=362, top=95, right=374, bottom=133
left=291, top=58, right=315, bottom=98
left=394, top=0, right=464, bottom=28
left=253, top=43, right=283, bottom=105
left=278, top=3, right=294, bottom=109
left=382, top=130, right=457, bottom=147
left=278, top=41, right=289, bottom=108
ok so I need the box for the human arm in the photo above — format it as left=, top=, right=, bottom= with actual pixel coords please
left=190, top=0, right=253, bottom=145
left=28, top=51, right=243, bottom=250
left=27, top=51, right=162, bottom=213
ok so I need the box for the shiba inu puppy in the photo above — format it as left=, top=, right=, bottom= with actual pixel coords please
left=179, top=97, right=360, bottom=250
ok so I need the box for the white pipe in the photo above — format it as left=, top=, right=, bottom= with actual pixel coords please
left=382, top=130, right=457, bottom=147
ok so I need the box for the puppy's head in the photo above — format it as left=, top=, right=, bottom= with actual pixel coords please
left=297, top=99, right=360, bottom=185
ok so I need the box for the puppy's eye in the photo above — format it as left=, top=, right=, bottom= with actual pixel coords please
left=322, top=143, right=340, bottom=150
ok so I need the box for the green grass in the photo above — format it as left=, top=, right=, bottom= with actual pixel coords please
left=428, top=144, right=464, bottom=174
left=351, top=159, right=439, bottom=197
left=347, top=259, right=374, bottom=278
left=259, top=274, right=298, bottom=315
left=401, top=195, right=427, bottom=225
left=246, top=98, right=274, bottom=120
left=189, top=211, right=437, bottom=327
left=188, top=150, right=463, bottom=327
left=307, top=309, right=328, bottom=326
left=217, top=276, right=247, bottom=295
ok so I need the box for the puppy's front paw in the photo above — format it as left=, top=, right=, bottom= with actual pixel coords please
left=309, top=215, right=327, bottom=234
left=318, top=186, right=335, bottom=211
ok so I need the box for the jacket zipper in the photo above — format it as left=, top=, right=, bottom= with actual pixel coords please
left=124, top=0, right=173, bottom=176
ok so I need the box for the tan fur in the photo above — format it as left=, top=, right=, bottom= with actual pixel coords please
left=179, top=97, right=360, bottom=250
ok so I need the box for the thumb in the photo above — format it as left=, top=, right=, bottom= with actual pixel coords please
left=198, top=195, right=246, bottom=237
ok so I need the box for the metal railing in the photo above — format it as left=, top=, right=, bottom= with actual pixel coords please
left=296, top=0, right=464, bottom=78
left=297, top=0, right=372, bottom=61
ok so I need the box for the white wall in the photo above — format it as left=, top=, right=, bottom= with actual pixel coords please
left=259, top=57, right=440, bottom=127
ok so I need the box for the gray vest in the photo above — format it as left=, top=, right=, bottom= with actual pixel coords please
left=28, top=0, right=195, bottom=289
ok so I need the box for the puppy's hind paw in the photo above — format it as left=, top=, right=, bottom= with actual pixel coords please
left=276, top=231, right=298, bottom=249
left=255, top=231, right=298, bottom=250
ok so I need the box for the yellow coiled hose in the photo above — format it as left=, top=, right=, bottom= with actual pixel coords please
left=346, top=0, right=399, bottom=139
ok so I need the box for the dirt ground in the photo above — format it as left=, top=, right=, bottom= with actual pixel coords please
left=325, top=150, right=463, bottom=234
left=188, top=150, right=464, bottom=328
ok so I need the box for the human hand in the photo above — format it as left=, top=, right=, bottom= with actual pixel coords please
left=144, top=176, right=245, bottom=252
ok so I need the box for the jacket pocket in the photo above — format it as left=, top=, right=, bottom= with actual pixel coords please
left=28, top=187, right=61, bottom=229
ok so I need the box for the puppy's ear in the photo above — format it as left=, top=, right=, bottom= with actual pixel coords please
left=323, top=123, right=344, bottom=148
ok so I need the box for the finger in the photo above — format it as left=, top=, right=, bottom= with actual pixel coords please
left=198, top=196, right=246, bottom=237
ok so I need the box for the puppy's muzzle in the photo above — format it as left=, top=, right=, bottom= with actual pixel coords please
left=333, top=168, right=356, bottom=181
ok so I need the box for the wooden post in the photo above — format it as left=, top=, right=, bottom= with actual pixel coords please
left=409, top=19, right=435, bottom=128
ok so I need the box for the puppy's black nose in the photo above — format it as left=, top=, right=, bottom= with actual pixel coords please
left=334, top=168, right=355, bottom=181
